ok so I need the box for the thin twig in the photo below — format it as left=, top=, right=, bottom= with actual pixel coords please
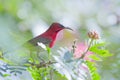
left=72, top=39, right=77, bottom=53
left=29, top=61, right=57, bottom=68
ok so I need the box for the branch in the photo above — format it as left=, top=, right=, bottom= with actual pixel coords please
left=29, top=61, right=57, bottom=68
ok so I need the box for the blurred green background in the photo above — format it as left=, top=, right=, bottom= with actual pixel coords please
left=0, top=0, right=120, bottom=80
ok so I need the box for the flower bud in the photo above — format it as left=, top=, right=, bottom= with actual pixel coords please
left=88, top=31, right=99, bottom=39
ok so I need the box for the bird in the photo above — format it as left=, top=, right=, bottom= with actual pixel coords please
left=27, top=22, right=73, bottom=48
left=3, top=22, right=73, bottom=64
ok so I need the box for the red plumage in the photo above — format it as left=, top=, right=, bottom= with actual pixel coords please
left=28, top=22, right=72, bottom=48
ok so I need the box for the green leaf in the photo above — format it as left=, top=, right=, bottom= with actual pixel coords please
left=28, top=66, right=68, bottom=80
left=53, top=70, right=67, bottom=80
left=97, top=49, right=113, bottom=57
left=28, top=67, right=50, bottom=80
left=85, top=61, right=101, bottom=80
left=90, top=43, right=112, bottom=57
left=46, top=47, right=51, bottom=54
left=90, top=43, right=105, bottom=51
left=46, top=46, right=51, bottom=60
left=89, top=54, right=102, bottom=61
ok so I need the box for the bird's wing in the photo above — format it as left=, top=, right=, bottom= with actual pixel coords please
left=27, top=36, right=52, bottom=46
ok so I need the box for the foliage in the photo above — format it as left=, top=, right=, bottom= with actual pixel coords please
left=89, top=42, right=112, bottom=58
left=85, top=61, right=100, bottom=80
left=0, top=32, right=112, bottom=80
left=26, top=38, right=112, bottom=80
left=28, top=66, right=67, bottom=80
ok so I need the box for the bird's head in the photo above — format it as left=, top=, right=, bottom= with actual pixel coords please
left=49, top=22, right=73, bottom=33
left=40, top=22, right=73, bottom=48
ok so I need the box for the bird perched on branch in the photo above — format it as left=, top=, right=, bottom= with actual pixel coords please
left=3, top=22, right=73, bottom=64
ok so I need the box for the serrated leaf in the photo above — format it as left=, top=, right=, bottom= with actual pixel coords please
left=89, top=54, right=102, bottom=61
left=91, top=49, right=112, bottom=57
left=98, top=50, right=113, bottom=57
left=90, top=43, right=105, bottom=51
left=85, top=61, right=101, bottom=80
left=28, top=67, right=50, bottom=80
left=90, top=43, right=112, bottom=57
left=53, top=70, right=67, bottom=80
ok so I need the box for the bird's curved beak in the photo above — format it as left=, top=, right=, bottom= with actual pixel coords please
left=59, top=24, right=73, bottom=31
left=64, top=27, right=73, bottom=31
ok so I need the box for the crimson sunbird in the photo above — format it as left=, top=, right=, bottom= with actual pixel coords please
left=4, top=22, right=73, bottom=64
left=27, top=22, right=73, bottom=48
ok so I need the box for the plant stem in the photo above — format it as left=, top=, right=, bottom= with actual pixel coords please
left=50, top=68, right=53, bottom=80
left=81, top=39, right=94, bottom=59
